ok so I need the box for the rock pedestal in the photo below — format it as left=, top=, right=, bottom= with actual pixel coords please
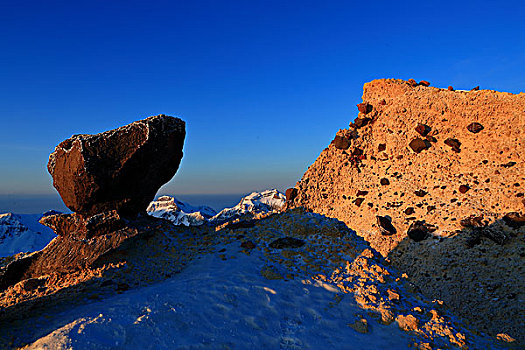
left=1, top=114, right=185, bottom=289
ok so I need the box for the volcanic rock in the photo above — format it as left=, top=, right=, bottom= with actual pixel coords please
left=407, top=221, right=430, bottom=242
left=415, top=123, right=431, bottom=136
left=467, top=122, right=484, bottom=133
left=444, top=138, right=461, bottom=152
left=460, top=214, right=485, bottom=228
left=289, top=79, right=525, bottom=342
left=503, top=212, right=525, bottom=228
left=357, top=102, right=373, bottom=114
left=459, top=185, right=470, bottom=194
left=353, top=117, right=371, bottom=128
left=1, top=115, right=186, bottom=290
left=409, top=138, right=430, bottom=153
left=376, top=216, right=397, bottom=235
left=269, top=237, right=305, bottom=249
left=332, top=135, right=350, bottom=150
left=291, top=79, right=524, bottom=254
left=414, top=190, right=427, bottom=197
left=285, top=188, right=298, bottom=202
left=419, top=80, right=430, bottom=87
left=48, top=114, right=185, bottom=218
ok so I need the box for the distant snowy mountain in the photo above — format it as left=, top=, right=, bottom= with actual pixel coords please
left=0, top=212, right=56, bottom=258
left=147, top=196, right=217, bottom=226
left=210, top=189, right=285, bottom=223
left=147, top=190, right=286, bottom=226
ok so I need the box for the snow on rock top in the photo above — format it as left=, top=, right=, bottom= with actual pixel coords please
left=210, top=189, right=286, bottom=223
left=146, top=196, right=217, bottom=226
left=0, top=213, right=56, bottom=258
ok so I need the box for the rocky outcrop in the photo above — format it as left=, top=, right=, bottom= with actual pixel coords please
left=288, top=79, right=525, bottom=342
left=0, top=115, right=185, bottom=290
left=289, top=79, right=524, bottom=255
left=48, top=114, right=185, bottom=218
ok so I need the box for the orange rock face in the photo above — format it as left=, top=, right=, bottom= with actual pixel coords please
left=290, top=79, right=524, bottom=255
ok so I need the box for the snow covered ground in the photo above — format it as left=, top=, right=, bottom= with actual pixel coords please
left=24, top=242, right=414, bottom=350
left=2, top=210, right=502, bottom=349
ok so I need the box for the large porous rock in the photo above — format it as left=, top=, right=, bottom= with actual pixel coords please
left=48, top=115, right=185, bottom=218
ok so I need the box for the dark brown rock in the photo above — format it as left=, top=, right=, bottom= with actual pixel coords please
left=415, top=124, right=431, bottom=137
left=285, top=188, right=298, bottom=202
left=459, top=185, right=470, bottom=194
left=409, top=138, right=431, bottom=153
left=444, top=138, right=461, bottom=153
left=425, top=135, right=437, bottom=143
left=460, top=214, right=485, bottom=228
left=471, top=86, right=480, bottom=91
left=404, top=207, right=415, bottom=215
left=353, top=117, right=371, bottom=128
left=332, top=135, right=351, bottom=150
left=414, top=190, right=427, bottom=197
left=357, top=190, right=369, bottom=196
left=39, top=211, right=124, bottom=239
left=241, top=241, right=256, bottom=249
left=357, top=102, right=373, bottom=114
left=501, top=161, right=516, bottom=168
left=269, top=237, right=305, bottom=249
left=407, top=79, right=418, bottom=87
left=48, top=115, right=185, bottom=218
left=380, top=178, right=390, bottom=186
left=378, top=143, right=386, bottom=152
left=354, top=198, right=364, bottom=207
left=448, top=86, right=454, bottom=91
left=376, top=216, right=397, bottom=235
left=467, top=122, right=484, bottom=133
left=407, top=221, right=430, bottom=242
left=226, top=220, right=256, bottom=230
left=351, top=147, right=364, bottom=156
left=1, top=215, right=167, bottom=290
left=503, top=212, right=525, bottom=229
left=419, top=80, right=430, bottom=87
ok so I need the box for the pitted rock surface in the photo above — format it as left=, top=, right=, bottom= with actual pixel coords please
left=48, top=114, right=185, bottom=218
left=288, top=79, right=525, bottom=343
left=290, top=79, right=524, bottom=255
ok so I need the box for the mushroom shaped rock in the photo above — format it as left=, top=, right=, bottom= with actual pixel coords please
left=48, top=115, right=185, bottom=218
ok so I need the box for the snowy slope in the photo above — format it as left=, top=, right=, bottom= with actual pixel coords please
left=25, top=242, right=416, bottom=349
left=0, top=213, right=56, bottom=258
left=147, top=196, right=217, bottom=226
left=4, top=210, right=502, bottom=349
left=210, top=189, right=285, bottom=222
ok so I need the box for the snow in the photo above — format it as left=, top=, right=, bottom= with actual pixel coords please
left=147, top=190, right=286, bottom=226
left=0, top=213, right=56, bottom=258
left=25, top=242, right=414, bottom=349
left=147, top=196, right=217, bottom=226
left=210, top=189, right=286, bottom=223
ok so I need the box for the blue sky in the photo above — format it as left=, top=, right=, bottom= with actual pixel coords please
left=1, top=0, right=524, bottom=195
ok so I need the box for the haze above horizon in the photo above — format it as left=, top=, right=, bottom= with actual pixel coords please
left=1, top=0, right=523, bottom=196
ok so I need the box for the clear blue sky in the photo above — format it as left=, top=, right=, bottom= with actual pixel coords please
left=1, top=0, right=523, bottom=195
